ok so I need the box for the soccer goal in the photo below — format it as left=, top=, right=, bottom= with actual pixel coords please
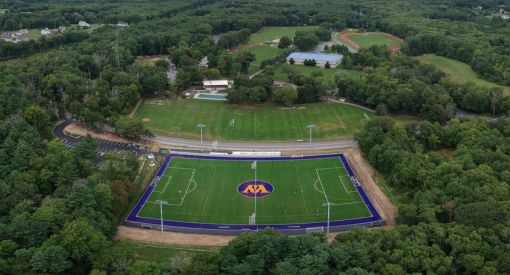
left=291, top=155, right=304, bottom=162
left=306, top=227, right=324, bottom=233
left=249, top=212, right=256, bottom=225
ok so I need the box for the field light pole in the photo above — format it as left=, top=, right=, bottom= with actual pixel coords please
left=322, top=202, right=340, bottom=234
left=253, top=161, right=257, bottom=229
left=307, top=124, right=315, bottom=154
left=156, top=200, right=168, bottom=232
left=197, top=124, right=206, bottom=152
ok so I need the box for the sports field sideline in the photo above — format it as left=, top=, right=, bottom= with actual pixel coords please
left=127, top=154, right=382, bottom=232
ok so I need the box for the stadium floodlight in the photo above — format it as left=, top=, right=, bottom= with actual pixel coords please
left=307, top=124, right=316, bottom=154
left=155, top=200, right=168, bottom=232
left=197, top=124, right=206, bottom=152
left=322, top=202, right=341, bottom=234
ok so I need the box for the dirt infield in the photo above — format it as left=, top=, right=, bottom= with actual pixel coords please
left=338, top=31, right=404, bottom=50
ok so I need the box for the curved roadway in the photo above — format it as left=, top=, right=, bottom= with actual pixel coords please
left=54, top=119, right=357, bottom=152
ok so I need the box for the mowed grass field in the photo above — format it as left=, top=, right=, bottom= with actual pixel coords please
left=137, top=156, right=371, bottom=225
left=347, top=33, right=403, bottom=48
left=417, top=55, right=510, bottom=95
left=250, top=26, right=317, bottom=42
left=134, top=99, right=375, bottom=141
left=235, top=26, right=318, bottom=73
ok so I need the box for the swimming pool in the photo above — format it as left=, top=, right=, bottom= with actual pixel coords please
left=194, top=93, right=227, bottom=101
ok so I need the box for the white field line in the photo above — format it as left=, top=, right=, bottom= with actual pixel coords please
left=153, top=176, right=172, bottom=193
left=316, top=167, right=343, bottom=171
left=315, top=169, right=330, bottom=204
left=202, top=167, right=217, bottom=213
left=294, top=165, right=310, bottom=215
left=339, top=176, right=357, bottom=193
left=179, top=169, right=196, bottom=205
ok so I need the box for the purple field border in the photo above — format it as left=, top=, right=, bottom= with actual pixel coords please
left=126, top=153, right=382, bottom=231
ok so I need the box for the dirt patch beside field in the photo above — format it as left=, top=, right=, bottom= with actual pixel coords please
left=344, top=148, right=398, bottom=227
left=115, top=226, right=235, bottom=247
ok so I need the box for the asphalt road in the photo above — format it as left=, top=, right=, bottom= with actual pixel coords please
left=54, top=119, right=358, bottom=153
left=148, top=135, right=357, bottom=151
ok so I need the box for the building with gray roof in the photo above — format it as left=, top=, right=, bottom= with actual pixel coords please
left=286, top=52, right=343, bottom=68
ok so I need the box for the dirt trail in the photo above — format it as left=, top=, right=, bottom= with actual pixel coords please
left=115, top=226, right=234, bottom=247
left=344, top=148, right=398, bottom=227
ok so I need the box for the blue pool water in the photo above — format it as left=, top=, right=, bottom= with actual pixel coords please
left=196, top=93, right=227, bottom=101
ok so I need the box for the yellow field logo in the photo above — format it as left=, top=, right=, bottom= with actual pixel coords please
left=238, top=181, right=274, bottom=198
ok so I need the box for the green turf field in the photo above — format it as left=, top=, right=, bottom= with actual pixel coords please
left=137, top=156, right=371, bottom=225
left=345, top=33, right=403, bottom=48
left=134, top=99, right=376, bottom=141
left=0, top=9, right=8, bottom=15
left=417, top=55, right=510, bottom=95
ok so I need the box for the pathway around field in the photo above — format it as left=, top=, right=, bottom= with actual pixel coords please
left=115, top=226, right=234, bottom=247
left=344, top=148, right=398, bottom=227
left=116, top=225, right=347, bottom=246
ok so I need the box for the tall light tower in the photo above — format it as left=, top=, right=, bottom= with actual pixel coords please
left=307, top=124, right=315, bottom=154
left=156, top=200, right=168, bottom=232
left=197, top=123, right=206, bottom=152
left=322, top=202, right=340, bottom=234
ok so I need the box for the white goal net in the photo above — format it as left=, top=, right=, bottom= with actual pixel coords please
left=306, top=227, right=324, bottom=233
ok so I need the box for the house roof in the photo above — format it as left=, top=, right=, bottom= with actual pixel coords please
left=287, top=52, right=343, bottom=63
left=203, top=80, right=229, bottom=86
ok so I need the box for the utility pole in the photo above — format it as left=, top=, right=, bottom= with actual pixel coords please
left=253, top=161, right=257, bottom=229
left=322, top=202, right=340, bottom=234
left=197, top=124, right=206, bottom=152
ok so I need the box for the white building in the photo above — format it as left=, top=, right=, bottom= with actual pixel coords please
left=117, top=21, right=129, bottom=27
left=78, top=21, right=90, bottom=27
left=41, top=28, right=52, bottom=36
left=203, top=80, right=231, bottom=92
left=502, top=14, right=510, bottom=20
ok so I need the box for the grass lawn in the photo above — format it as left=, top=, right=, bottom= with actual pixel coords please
left=136, top=156, right=371, bottom=225
left=417, top=55, right=510, bottom=95
left=346, top=33, right=403, bottom=48
left=241, top=45, right=285, bottom=73
left=0, top=9, right=7, bottom=15
left=250, top=26, right=317, bottom=42
left=235, top=26, right=318, bottom=73
left=28, top=29, right=42, bottom=39
left=272, top=64, right=362, bottom=86
left=134, top=99, right=376, bottom=141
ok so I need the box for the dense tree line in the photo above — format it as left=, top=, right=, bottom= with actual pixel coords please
left=336, top=45, right=510, bottom=121
left=0, top=115, right=143, bottom=273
